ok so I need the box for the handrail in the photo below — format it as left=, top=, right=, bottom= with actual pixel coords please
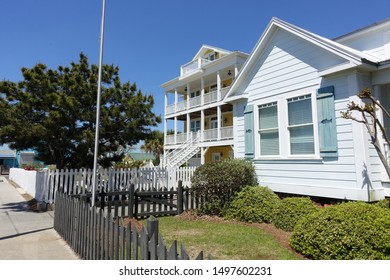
left=162, top=131, right=200, bottom=167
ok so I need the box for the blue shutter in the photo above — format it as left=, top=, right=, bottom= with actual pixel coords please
left=317, top=86, right=338, bottom=158
left=244, top=104, right=255, bottom=159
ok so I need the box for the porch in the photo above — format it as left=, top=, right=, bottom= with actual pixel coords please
left=165, top=126, right=233, bottom=145
left=166, top=86, right=231, bottom=115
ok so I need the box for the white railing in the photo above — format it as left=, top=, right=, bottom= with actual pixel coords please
left=176, top=100, right=187, bottom=112
left=221, top=126, right=233, bottom=139
left=165, top=134, right=175, bottom=145
left=220, top=86, right=231, bottom=99
left=181, top=60, right=199, bottom=76
left=181, top=58, right=211, bottom=76
left=203, top=128, right=218, bottom=141
left=204, top=90, right=218, bottom=104
left=166, top=126, right=234, bottom=146
left=165, top=86, right=231, bottom=115
left=384, top=142, right=390, bottom=165
left=176, top=133, right=187, bottom=144
left=166, top=104, right=175, bottom=115
left=189, top=95, right=201, bottom=108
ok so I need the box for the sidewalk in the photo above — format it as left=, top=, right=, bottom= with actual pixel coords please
left=0, top=176, right=79, bottom=260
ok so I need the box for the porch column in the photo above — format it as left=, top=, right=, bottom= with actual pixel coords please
left=201, top=109, right=205, bottom=142
left=186, top=83, right=190, bottom=109
left=234, top=63, right=239, bottom=78
left=174, top=88, right=178, bottom=112
left=174, top=116, right=178, bottom=144
left=187, top=113, right=191, bottom=141
left=201, top=147, right=205, bottom=165
left=217, top=70, right=221, bottom=100
left=164, top=118, right=167, bottom=146
left=217, top=105, right=222, bottom=140
left=201, top=77, right=204, bottom=106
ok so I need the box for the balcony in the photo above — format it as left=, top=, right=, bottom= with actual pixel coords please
left=181, top=58, right=211, bottom=77
left=166, top=86, right=231, bottom=116
left=165, top=126, right=233, bottom=146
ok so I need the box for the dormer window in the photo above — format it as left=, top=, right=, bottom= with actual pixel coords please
left=203, top=51, right=218, bottom=62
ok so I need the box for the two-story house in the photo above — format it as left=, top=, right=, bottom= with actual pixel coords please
left=161, top=45, right=248, bottom=167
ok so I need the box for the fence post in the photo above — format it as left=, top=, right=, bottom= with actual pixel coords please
left=147, top=216, right=159, bottom=260
left=128, top=184, right=134, bottom=218
left=177, top=180, right=183, bottom=215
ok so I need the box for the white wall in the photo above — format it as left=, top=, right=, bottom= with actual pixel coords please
left=9, top=168, right=46, bottom=201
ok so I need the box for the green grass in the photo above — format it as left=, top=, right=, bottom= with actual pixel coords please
left=149, top=216, right=302, bottom=260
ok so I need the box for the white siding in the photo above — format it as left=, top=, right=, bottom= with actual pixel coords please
left=234, top=29, right=385, bottom=201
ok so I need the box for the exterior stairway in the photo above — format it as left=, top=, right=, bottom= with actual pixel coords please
left=162, top=131, right=200, bottom=168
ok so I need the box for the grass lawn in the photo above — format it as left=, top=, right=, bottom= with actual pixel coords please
left=149, top=215, right=303, bottom=260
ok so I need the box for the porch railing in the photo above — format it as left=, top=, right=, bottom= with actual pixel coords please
left=165, top=86, right=231, bottom=115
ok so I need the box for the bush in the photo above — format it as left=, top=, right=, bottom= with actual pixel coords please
left=375, top=199, right=390, bottom=209
left=191, top=159, right=257, bottom=216
left=273, top=197, right=320, bottom=232
left=225, top=185, right=281, bottom=223
left=290, top=201, right=390, bottom=260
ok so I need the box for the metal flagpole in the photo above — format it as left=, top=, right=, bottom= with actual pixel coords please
left=92, top=0, right=106, bottom=207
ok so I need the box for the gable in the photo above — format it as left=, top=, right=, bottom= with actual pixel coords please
left=239, top=29, right=348, bottom=100
left=192, top=45, right=231, bottom=61
left=226, top=18, right=379, bottom=101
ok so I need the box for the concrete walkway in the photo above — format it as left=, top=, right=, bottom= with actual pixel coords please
left=0, top=176, right=78, bottom=260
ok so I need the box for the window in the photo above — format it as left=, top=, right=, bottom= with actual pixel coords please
left=287, top=95, right=314, bottom=155
left=203, top=52, right=216, bottom=62
left=190, top=120, right=201, bottom=132
left=258, top=102, right=279, bottom=155
left=190, top=90, right=200, bottom=98
left=212, top=153, right=221, bottom=161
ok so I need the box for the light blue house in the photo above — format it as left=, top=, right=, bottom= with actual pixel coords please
left=225, top=17, right=390, bottom=202
left=0, top=147, right=39, bottom=174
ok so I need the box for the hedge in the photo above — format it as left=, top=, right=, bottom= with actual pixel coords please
left=273, top=197, right=320, bottom=232
left=225, top=185, right=281, bottom=223
left=289, top=201, right=390, bottom=260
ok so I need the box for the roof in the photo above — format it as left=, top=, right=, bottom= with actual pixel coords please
left=334, top=17, right=390, bottom=42
left=0, top=150, right=16, bottom=159
left=225, top=17, right=381, bottom=101
left=128, top=152, right=155, bottom=161
left=192, top=44, right=232, bottom=61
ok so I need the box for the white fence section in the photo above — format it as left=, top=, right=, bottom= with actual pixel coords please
left=43, top=167, right=196, bottom=204
left=9, top=168, right=46, bottom=201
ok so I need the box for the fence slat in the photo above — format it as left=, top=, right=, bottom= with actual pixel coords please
left=53, top=193, right=208, bottom=260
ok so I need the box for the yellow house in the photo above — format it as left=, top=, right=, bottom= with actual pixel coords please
left=161, top=45, right=248, bottom=167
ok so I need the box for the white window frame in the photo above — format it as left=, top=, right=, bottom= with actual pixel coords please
left=254, top=87, right=320, bottom=160
left=258, top=101, right=280, bottom=157
left=287, top=94, right=315, bottom=157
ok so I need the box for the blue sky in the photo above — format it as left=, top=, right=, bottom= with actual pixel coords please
left=1, top=0, right=389, bottom=135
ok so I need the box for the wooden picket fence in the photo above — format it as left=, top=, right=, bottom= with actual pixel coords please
left=54, top=192, right=210, bottom=260
left=43, top=166, right=196, bottom=204
left=67, top=181, right=205, bottom=219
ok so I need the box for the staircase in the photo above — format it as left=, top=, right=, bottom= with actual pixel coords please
left=162, top=132, right=200, bottom=168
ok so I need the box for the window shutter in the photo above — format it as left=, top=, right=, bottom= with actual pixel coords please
left=244, top=104, right=255, bottom=159
left=317, top=86, right=338, bottom=158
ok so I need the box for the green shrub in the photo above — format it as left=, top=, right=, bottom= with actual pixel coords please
left=191, top=159, right=257, bottom=216
left=290, top=201, right=390, bottom=260
left=273, top=197, right=320, bottom=232
left=375, top=199, right=390, bottom=209
left=225, top=185, right=281, bottom=223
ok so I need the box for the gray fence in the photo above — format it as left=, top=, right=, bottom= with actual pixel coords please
left=54, top=192, right=209, bottom=260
